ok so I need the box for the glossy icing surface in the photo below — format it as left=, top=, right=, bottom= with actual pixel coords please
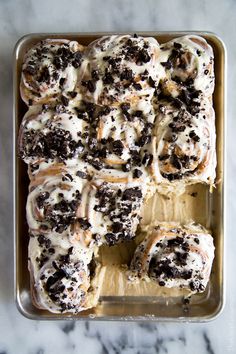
left=18, top=34, right=215, bottom=314
left=131, top=222, right=215, bottom=293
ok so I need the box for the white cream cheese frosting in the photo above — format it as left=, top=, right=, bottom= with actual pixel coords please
left=80, top=35, right=163, bottom=106
left=20, top=39, right=85, bottom=105
left=131, top=222, right=215, bottom=293
left=18, top=34, right=216, bottom=313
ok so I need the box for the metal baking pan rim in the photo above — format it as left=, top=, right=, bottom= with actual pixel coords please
left=13, top=31, right=226, bottom=322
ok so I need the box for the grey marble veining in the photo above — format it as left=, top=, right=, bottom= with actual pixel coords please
left=0, top=0, right=235, bottom=353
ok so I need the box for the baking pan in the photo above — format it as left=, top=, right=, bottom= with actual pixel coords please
left=13, top=32, right=226, bottom=321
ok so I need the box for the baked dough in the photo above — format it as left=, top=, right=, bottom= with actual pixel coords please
left=150, top=97, right=216, bottom=194
left=80, top=34, right=163, bottom=106
left=20, top=39, right=85, bottom=105
left=131, top=222, right=215, bottom=293
left=18, top=34, right=216, bottom=314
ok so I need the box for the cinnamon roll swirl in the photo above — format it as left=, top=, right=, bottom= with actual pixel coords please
left=158, top=35, right=214, bottom=97
left=20, top=39, right=85, bottom=105
left=131, top=222, right=215, bottom=293
left=28, top=234, right=104, bottom=313
left=18, top=103, right=89, bottom=166
left=76, top=175, right=147, bottom=246
left=150, top=97, right=216, bottom=193
left=80, top=35, right=162, bottom=106
left=26, top=165, right=98, bottom=248
left=95, top=101, right=155, bottom=169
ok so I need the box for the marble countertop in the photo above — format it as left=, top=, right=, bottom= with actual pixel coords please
left=0, top=0, right=235, bottom=353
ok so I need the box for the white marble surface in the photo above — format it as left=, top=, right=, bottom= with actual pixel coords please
left=0, top=0, right=235, bottom=353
